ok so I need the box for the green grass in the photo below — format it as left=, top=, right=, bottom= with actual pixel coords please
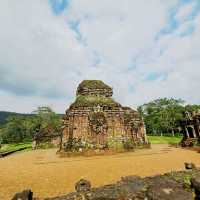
left=147, top=135, right=182, bottom=144
left=0, top=142, right=32, bottom=153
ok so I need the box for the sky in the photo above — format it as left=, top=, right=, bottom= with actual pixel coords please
left=0, top=0, right=200, bottom=113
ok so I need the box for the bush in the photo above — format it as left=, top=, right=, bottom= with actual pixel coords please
left=123, top=139, right=136, bottom=150
left=106, top=136, right=135, bottom=151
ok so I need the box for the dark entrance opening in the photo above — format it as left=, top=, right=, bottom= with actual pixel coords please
left=194, top=126, right=199, bottom=137
left=187, top=127, right=194, bottom=138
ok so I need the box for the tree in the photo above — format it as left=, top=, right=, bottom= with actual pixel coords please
left=31, top=106, right=62, bottom=145
left=138, top=98, right=185, bottom=136
left=185, top=104, right=200, bottom=113
left=32, top=106, right=61, bottom=133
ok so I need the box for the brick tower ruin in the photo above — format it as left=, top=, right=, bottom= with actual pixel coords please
left=61, top=80, right=148, bottom=151
left=180, top=111, right=200, bottom=147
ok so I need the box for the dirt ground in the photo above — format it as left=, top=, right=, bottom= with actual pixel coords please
left=1, top=144, right=200, bottom=200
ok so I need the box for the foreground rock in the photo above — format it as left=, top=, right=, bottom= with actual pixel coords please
left=11, top=189, right=33, bottom=200
left=75, top=179, right=91, bottom=193
left=191, top=176, right=200, bottom=200
left=12, top=168, right=200, bottom=200
left=185, top=162, right=196, bottom=170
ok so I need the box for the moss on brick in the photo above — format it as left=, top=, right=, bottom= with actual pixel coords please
left=78, top=80, right=112, bottom=90
left=70, top=95, right=121, bottom=108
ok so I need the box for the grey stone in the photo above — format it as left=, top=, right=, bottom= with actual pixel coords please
left=185, top=162, right=196, bottom=170
left=75, top=179, right=91, bottom=193
left=11, top=189, right=33, bottom=200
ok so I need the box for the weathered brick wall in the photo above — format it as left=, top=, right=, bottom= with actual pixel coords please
left=77, top=88, right=113, bottom=97
left=61, top=107, right=147, bottom=148
left=61, top=80, right=148, bottom=150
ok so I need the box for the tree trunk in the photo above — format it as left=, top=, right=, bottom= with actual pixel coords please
left=172, top=129, right=175, bottom=137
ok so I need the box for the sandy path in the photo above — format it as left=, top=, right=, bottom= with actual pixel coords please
left=0, top=144, right=200, bottom=200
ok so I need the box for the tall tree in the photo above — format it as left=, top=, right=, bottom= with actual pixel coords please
left=32, top=106, right=62, bottom=140
left=138, top=98, right=185, bottom=136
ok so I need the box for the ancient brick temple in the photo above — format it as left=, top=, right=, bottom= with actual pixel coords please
left=180, top=111, right=200, bottom=146
left=61, top=80, right=148, bottom=150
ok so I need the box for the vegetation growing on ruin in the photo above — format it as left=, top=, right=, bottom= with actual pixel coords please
left=70, top=95, right=121, bottom=108
left=89, top=112, right=107, bottom=134
left=77, top=80, right=112, bottom=90
left=107, top=137, right=136, bottom=150
left=124, top=112, right=131, bottom=124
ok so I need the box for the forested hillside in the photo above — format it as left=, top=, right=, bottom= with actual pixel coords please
left=0, top=111, right=64, bottom=126
left=0, top=111, right=33, bottom=126
left=0, top=107, right=64, bottom=143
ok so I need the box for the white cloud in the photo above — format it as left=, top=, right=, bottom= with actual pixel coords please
left=0, top=0, right=200, bottom=113
left=66, top=0, right=167, bottom=67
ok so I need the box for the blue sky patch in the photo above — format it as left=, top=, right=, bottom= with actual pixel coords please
left=69, top=20, right=82, bottom=40
left=146, top=72, right=167, bottom=81
left=69, top=20, right=88, bottom=46
left=92, top=51, right=102, bottom=67
left=49, top=0, right=69, bottom=15
left=179, top=24, right=195, bottom=37
left=156, top=0, right=200, bottom=41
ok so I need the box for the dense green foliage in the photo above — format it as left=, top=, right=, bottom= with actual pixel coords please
left=0, top=107, right=62, bottom=144
left=0, top=111, right=33, bottom=126
left=0, top=116, right=34, bottom=143
left=138, top=98, right=200, bottom=136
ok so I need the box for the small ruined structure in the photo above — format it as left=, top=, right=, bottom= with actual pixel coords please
left=180, top=111, right=200, bottom=146
left=61, top=80, right=148, bottom=151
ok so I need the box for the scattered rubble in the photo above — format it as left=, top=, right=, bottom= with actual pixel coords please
left=12, top=166, right=200, bottom=200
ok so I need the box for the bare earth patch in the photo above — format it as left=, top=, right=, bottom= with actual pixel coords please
left=1, top=144, right=200, bottom=200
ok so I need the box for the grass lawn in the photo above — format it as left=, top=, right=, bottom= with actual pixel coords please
left=0, top=142, right=32, bottom=153
left=147, top=135, right=182, bottom=144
